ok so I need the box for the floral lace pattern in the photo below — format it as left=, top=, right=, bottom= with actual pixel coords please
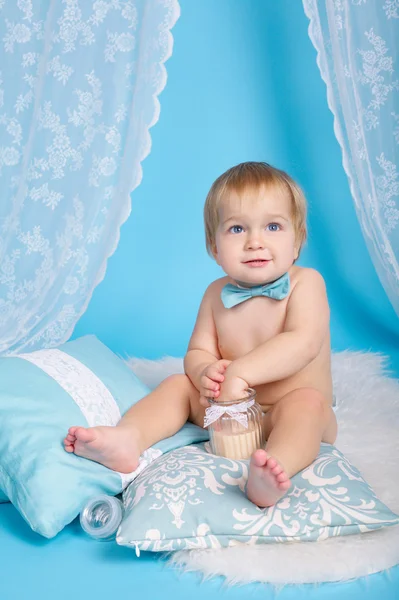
left=303, top=0, right=399, bottom=317
left=19, top=348, right=122, bottom=426
left=0, top=1, right=180, bottom=353
left=18, top=347, right=162, bottom=487
left=117, top=443, right=399, bottom=552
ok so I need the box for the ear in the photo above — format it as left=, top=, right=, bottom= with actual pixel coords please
left=294, top=229, right=304, bottom=260
left=211, top=243, right=220, bottom=265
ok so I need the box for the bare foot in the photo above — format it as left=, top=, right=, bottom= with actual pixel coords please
left=246, top=449, right=291, bottom=508
left=63, top=425, right=141, bottom=474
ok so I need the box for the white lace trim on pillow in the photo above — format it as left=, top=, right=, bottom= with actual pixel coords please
left=18, top=348, right=160, bottom=487
left=19, top=349, right=121, bottom=426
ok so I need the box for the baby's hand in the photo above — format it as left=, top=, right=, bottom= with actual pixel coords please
left=199, top=359, right=232, bottom=407
left=217, top=372, right=249, bottom=403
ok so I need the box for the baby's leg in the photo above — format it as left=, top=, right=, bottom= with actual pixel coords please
left=246, top=387, right=337, bottom=507
left=63, top=374, right=203, bottom=473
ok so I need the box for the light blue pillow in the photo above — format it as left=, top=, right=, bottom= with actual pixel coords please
left=0, top=335, right=208, bottom=538
left=117, top=443, right=399, bottom=553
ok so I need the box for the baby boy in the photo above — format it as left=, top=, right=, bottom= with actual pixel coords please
left=64, top=161, right=337, bottom=508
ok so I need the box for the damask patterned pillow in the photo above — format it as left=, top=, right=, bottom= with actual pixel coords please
left=0, top=335, right=208, bottom=538
left=117, top=443, right=399, bottom=553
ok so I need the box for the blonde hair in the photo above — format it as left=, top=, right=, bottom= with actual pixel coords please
left=204, top=161, right=307, bottom=257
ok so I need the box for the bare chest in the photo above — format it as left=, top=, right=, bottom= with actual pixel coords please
left=214, top=297, right=287, bottom=360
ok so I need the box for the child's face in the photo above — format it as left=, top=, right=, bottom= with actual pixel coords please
left=213, top=185, right=299, bottom=286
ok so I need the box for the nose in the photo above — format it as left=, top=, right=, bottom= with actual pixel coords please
left=244, top=232, right=265, bottom=250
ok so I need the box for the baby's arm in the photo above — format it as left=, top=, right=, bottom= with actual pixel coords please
left=184, top=283, right=222, bottom=392
left=226, top=269, right=329, bottom=387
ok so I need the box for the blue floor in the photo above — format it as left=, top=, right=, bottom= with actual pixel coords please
left=1, top=503, right=398, bottom=600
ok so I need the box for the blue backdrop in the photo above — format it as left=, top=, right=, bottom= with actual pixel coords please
left=73, top=0, right=399, bottom=375
left=2, top=5, right=399, bottom=600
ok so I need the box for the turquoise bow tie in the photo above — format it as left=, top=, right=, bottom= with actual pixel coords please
left=221, top=272, right=290, bottom=308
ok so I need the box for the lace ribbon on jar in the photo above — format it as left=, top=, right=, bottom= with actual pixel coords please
left=204, top=398, right=255, bottom=429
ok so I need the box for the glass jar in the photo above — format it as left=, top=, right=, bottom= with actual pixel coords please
left=206, top=388, right=265, bottom=460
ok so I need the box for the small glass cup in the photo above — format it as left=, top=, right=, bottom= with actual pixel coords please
left=206, top=388, right=265, bottom=460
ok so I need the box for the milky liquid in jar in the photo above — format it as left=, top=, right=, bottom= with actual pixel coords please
left=207, top=388, right=265, bottom=460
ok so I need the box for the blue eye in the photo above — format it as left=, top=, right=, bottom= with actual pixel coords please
left=230, top=225, right=243, bottom=234
left=267, top=223, right=280, bottom=232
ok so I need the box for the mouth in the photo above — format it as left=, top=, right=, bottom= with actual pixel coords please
left=243, top=259, right=270, bottom=267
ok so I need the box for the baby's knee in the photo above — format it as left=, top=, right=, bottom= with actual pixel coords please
left=162, top=373, right=187, bottom=386
left=276, top=388, right=327, bottom=418
left=299, top=389, right=327, bottom=415
left=163, top=373, right=197, bottom=396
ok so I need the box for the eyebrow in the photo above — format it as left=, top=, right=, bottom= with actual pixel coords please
left=222, top=214, right=289, bottom=225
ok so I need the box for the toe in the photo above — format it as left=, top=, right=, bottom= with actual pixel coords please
left=251, top=449, right=268, bottom=467
left=64, top=444, right=74, bottom=453
left=279, top=479, right=291, bottom=491
left=74, top=427, right=96, bottom=443
left=271, top=463, right=283, bottom=476
left=276, top=471, right=289, bottom=483
left=266, top=457, right=277, bottom=470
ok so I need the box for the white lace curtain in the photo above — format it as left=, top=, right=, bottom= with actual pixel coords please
left=0, top=0, right=179, bottom=354
left=303, top=0, right=399, bottom=317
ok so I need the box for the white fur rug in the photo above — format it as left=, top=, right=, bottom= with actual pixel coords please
left=127, top=352, right=399, bottom=585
